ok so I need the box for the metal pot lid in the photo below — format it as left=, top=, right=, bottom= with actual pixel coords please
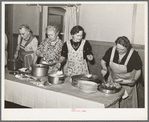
left=48, top=71, right=64, bottom=77
left=48, top=73, right=65, bottom=77
left=71, top=74, right=100, bottom=83
left=32, top=64, right=49, bottom=68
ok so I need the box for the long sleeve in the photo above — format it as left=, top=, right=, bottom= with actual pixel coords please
left=83, top=41, right=93, bottom=59
left=61, top=42, right=68, bottom=60
left=29, top=37, right=38, bottom=64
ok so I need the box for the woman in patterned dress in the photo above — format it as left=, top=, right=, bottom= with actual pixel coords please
left=36, top=25, right=63, bottom=73
left=61, top=25, right=94, bottom=76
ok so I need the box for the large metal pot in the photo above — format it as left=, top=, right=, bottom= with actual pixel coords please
left=7, top=59, right=23, bottom=71
left=48, top=73, right=65, bottom=85
left=31, top=64, right=49, bottom=77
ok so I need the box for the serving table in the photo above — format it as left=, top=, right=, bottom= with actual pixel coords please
left=4, top=70, right=125, bottom=108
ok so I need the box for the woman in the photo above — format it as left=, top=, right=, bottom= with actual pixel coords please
left=14, top=24, right=38, bottom=69
left=61, top=25, right=94, bottom=76
left=5, top=33, right=8, bottom=67
left=36, top=25, right=63, bottom=73
left=101, top=36, right=142, bottom=108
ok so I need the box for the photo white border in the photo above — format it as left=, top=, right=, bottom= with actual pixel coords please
left=1, top=1, right=148, bottom=120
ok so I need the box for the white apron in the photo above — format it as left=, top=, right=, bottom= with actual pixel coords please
left=64, top=40, right=89, bottom=76
left=109, top=46, right=138, bottom=108
left=19, top=36, right=36, bottom=69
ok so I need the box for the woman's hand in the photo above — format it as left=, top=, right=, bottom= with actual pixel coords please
left=56, top=63, right=61, bottom=69
left=36, top=50, right=43, bottom=57
left=87, top=54, right=93, bottom=61
left=101, top=59, right=108, bottom=75
left=114, top=78, right=123, bottom=82
left=128, top=80, right=136, bottom=86
left=101, top=69, right=107, bottom=77
left=59, top=56, right=65, bottom=63
left=115, top=79, right=135, bottom=86
left=14, top=52, right=18, bottom=59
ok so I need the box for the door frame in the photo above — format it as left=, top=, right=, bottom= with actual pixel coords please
left=5, top=4, right=14, bottom=60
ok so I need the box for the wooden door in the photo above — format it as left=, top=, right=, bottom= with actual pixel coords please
left=47, top=7, right=65, bottom=41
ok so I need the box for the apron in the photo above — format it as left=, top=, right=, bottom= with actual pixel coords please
left=64, top=39, right=89, bottom=76
left=19, top=35, right=34, bottom=69
left=109, top=46, right=138, bottom=108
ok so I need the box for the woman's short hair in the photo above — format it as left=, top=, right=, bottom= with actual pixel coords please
left=70, top=25, right=84, bottom=35
left=115, top=36, right=132, bottom=49
left=19, top=24, right=32, bottom=34
left=46, top=25, right=59, bottom=33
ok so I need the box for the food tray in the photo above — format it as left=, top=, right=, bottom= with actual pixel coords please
left=79, top=89, right=97, bottom=94
left=98, top=85, right=121, bottom=94
left=71, top=74, right=100, bottom=87
left=18, top=68, right=31, bottom=74
left=42, top=61, right=56, bottom=66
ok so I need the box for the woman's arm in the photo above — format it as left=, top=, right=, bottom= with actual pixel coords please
left=101, top=59, right=108, bottom=76
left=36, top=39, right=45, bottom=57
left=115, top=69, right=141, bottom=86
left=31, top=38, right=38, bottom=52
left=101, top=59, right=107, bottom=71
left=61, top=42, right=68, bottom=61
left=84, top=41, right=94, bottom=61
left=127, top=69, right=141, bottom=86
left=36, top=50, right=43, bottom=57
left=53, top=40, right=63, bottom=56
left=14, top=35, right=21, bottom=58
left=60, top=43, right=68, bottom=68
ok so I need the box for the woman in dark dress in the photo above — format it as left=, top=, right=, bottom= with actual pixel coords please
left=61, top=25, right=94, bottom=76
left=101, top=36, right=142, bottom=108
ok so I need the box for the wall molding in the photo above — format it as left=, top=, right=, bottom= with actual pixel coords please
left=88, top=40, right=144, bottom=50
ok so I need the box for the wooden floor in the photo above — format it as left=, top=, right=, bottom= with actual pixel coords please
left=5, top=101, right=30, bottom=108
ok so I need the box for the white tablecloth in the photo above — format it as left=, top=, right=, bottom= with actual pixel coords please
left=5, top=71, right=124, bottom=108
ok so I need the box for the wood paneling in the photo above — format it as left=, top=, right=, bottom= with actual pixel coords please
left=39, top=6, right=43, bottom=43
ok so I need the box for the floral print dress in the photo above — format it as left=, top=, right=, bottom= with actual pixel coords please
left=37, top=37, right=63, bottom=73
left=65, top=39, right=89, bottom=76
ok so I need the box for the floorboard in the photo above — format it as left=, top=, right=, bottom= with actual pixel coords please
left=5, top=101, right=30, bottom=108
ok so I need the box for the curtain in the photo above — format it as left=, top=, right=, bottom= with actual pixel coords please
left=64, top=6, right=77, bottom=42
left=42, top=6, right=48, bottom=41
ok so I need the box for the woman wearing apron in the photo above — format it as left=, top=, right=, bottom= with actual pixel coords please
left=14, top=24, right=38, bottom=69
left=101, top=36, right=142, bottom=108
left=61, top=25, right=94, bottom=76
left=5, top=34, right=8, bottom=67
left=36, top=25, right=63, bottom=73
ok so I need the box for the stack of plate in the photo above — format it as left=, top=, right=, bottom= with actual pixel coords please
left=78, top=80, right=98, bottom=93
